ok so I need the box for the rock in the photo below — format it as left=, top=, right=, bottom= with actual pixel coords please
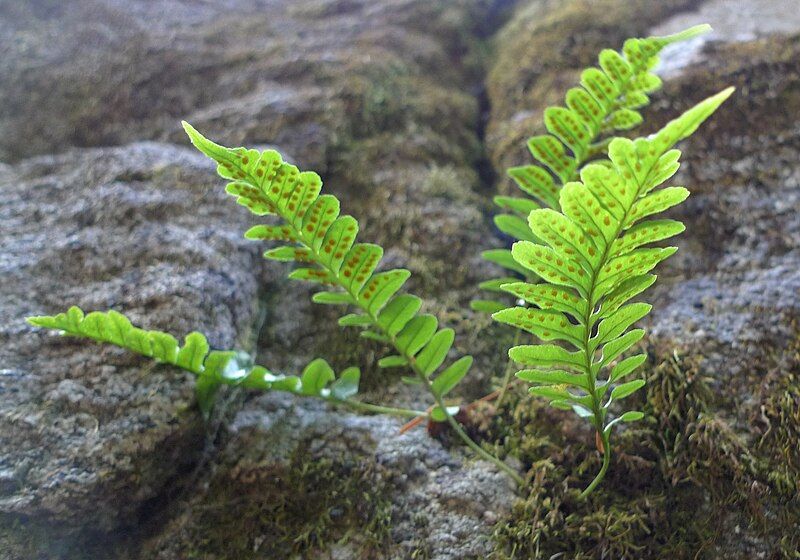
left=0, top=1, right=513, bottom=558
left=140, top=393, right=515, bottom=559
left=4, top=0, right=799, bottom=557
left=0, top=142, right=273, bottom=546
left=642, top=13, right=800, bottom=417
left=484, top=0, right=800, bottom=556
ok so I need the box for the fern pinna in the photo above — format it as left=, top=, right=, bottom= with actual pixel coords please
left=475, top=24, right=712, bottom=314
left=180, top=123, right=524, bottom=484
left=494, top=88, right=734, bottom=496
left=27, top=307, right=424, bottom=420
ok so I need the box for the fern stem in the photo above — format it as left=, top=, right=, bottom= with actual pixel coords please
left=258, top=196, right=523, bottom=485
left=328, top=397, right=426, bottom=418
left=393, top=339, right=525, bottom=485
left=496, top=329, right=522, bottom=408
left=579, top=430, right=611, bottom=499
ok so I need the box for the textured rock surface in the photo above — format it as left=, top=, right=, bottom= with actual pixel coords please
left=2, top=0, right=800, bottom=558
left=0, top=143, right=273, bottom=541
left=484, top=0, right=800, bottom=558
left=0, top=1, right=512, bottom=559
left=141, top=393, right=515, bottom=559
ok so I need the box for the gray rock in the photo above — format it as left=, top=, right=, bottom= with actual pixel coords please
left=141, top=393, right=515, bottom=560
left=0, top=1, right=513, bottom=558
left=0, top=142, right=272, bottom=537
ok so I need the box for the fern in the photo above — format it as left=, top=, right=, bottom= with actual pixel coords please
left=475, top=24, right=712, bottom=314
left=27, top=307, right=423, bottom=420
left=182, top=123, right=524, bottom=484
left=493, top=87, right=734, bottom=496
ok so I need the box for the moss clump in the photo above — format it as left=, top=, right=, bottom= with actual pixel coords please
left=147, top=451, right=392, bottom=559
left=488, top=347, right=800, bottom=559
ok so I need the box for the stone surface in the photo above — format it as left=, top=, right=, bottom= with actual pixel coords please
left=0, top=143, right=272, bottom=539
left=484, top=0, right=800, bottom=557
left=2, top=0, right=800, bottom=558
left=140, top=393, right=515, bottom=559
left=0, top=1, right=513, bottom=558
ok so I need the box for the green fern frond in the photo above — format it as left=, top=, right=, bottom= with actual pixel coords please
left=27, top=306, right=378, bottom=419
left=477, top=24, right=711, bottom=312
left=182, top=123, right=523, bottom=484
left=494, top=87, right=734, bottom=496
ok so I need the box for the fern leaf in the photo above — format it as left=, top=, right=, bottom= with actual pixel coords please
left=27, top=307, right=365, bottom=418
left=182, top=123, right=485, bottom=441
left=431, top=356, right=472, bottom=398
left=395, top=314, right=439, bottom=356
left=493, top=195, right=540, bottom=217
left=469, top=300, right=507, bottom=314
left=359, top=269, right=411, bottom=315
left=508, top=344, right=586, bottom=371
left=494, top=306, right=583, bottom=347
left=377, top=294, right=422, bottom=336
left=299, top=359, right=336, bottom=396
left=496, top=87, right=733, bottom=495
left=511, top=242, right=590, bottom=296
left=501, top=282, right=587, bottom=320
left=415, top=328, right=455, bottom=377
left=611, top=220, right=685, bottom=256
left=478, top=25, right=712, bottom=311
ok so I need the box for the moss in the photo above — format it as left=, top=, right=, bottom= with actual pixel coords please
left=488, top=348, right=800, bottom=559
left=145, top=450, right=392, bottom=559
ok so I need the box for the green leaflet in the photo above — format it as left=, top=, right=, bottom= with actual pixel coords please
left=496, top=85, right=733, bottom=496
left=396, top=314, right=439, bottom=356
left=378, top=355, right=409, bottom=368
left=245, top=224, right=298, bottom=242
left=596, top=274, right=657, bottom=318
left=507, top=165, right=559, bottom=209
left=611, top=219, right=685, bottom=257
left=299, top=359, right=336, bottom=396
left=482, top=248, right=531, bottom=276
left=494, top=307, right=582, bottom=348
left=359, top=269, right=411, bottom=315
left=508, top=344, right=586, bottom=372
left=511, top=241, right=590, bottom=296
left=340, top=243, right=383, bottom=293
left=493, top=195, right=540, bottom=217
left=415, top=328, right=455, bottom=377
left=26, top=307, right=362, bottom=418
left=477, top=26, right=713, bottom=312
left=594, top=247, right=677, bottom=298
left=527, top=208, right=601, bottom=270
left=494, top=214, right=538, bottom=242
left=501, top=281, right=587, bottom=320
left=479, top=277, right=520, bottom=293
left=516, top=368, right=591, bottom=391
left=431, top=356, right=473, bottom=397
left=377, top=294, right=422, bottom=336
left=469, top=300, right=507, bottom=314
left=610, top=353, right=647, bottom=383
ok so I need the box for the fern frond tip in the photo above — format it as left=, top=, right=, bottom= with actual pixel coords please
left=657, top=24, right=713, bottom=45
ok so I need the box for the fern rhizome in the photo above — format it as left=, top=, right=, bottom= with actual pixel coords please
left=27, top=25, right=732, bottom=497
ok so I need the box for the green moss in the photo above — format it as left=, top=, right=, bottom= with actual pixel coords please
left=488, top=349, right=800, bottom=559
left=157, top=451, right=392, bottom=559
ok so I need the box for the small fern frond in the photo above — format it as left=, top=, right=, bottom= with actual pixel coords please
left=27, top=307, right=374, bottom=419
left=477, top=24, right=711, bottom=312
left=182, top=124, right=523, bottom=484
left=494, top=87, right=734, bottom=496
